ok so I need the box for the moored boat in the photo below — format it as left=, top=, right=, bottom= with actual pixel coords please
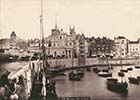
left=127, top=67, right=133, bottom=71
left=106, top=79, right=128, bottom=92
left=118, top=72, right=125, bottom=77
left=120, top=69, right=128, bottom=73
left=68, top=71, right=81, bottom=81
left=102, top=69, right=109, bottom=73
left=107, top=78, right=118, bottom=82
left=76, top=69, right=84, bottom=77
left=93, top=68, right=100, bottom=73
left=98, top=72, right=112, bottom=77
left=135, top=66, right=140, bottom=69
left=128, top=77, right=139, bottom=84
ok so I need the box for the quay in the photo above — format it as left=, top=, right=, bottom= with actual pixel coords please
left=8, top=61, right=134, bottom=80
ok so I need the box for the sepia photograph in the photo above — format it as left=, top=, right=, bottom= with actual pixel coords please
left=0, top=0, right=140, bottom=100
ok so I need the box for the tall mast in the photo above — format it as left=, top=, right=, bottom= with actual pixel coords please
left=0, top=0, right=2, bottom=39
left=0, top=0, right=1, bottom=39
left=40, top=0, right=47, bottom=97
left=72, top=39, right=74, bottom=69
left=40, top=0, right=46, bottom=72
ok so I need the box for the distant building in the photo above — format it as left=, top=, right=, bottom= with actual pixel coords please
left=114, top=36, right=128, bottom=58
left=128, top=39, right=140, bottom=57
left=88, top=37, right=115, bottom=57
left=75, top=34, right=88, bottom=65
left=10, top=31, right=17, bottom=47
left=27, top=39, right=40, bottom=53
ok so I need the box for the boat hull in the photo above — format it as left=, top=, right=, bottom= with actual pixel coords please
left=128, top=77, right=139, bottom=84
left=107, top=81, right=128, bottom=93
left=69, top=72, right=81, bottom=81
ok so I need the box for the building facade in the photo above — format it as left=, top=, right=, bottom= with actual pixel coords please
left=44, top=25, right=75, bottom=59
left=128, top=39, right=140, bottom=57
left=114, top=36, right=128, bottom=58
left=88, top=37, right=115, bottom=57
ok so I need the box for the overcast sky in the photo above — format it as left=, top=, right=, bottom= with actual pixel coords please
left=0, top=0, right=140, bottom=40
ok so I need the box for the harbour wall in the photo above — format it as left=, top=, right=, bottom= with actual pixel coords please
left=47, top=58, right=138, bottom=67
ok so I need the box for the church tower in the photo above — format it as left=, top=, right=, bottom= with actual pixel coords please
left=10, top=31, right=17, bottom=46
left=70, top=26, right=76, bottom=36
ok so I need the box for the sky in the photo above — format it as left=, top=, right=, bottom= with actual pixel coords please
left=1, top=0, right=140, bottom=40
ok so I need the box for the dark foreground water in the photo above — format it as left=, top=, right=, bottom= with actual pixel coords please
left=1, top=62, right=140, bottom=100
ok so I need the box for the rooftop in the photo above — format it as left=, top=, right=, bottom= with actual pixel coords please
left=129, top=40, right=139, bottom=44
left=10, top=31, right=16, bottom=37
left=116, top=36, right=125, bottom=39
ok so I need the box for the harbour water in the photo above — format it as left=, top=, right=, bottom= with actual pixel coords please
left=1, top=61, right=140, bottom=100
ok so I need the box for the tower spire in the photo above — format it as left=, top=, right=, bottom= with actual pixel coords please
left=55, top=13, right=57, bottom=26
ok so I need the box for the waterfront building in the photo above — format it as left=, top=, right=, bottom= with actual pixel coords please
left=128, top=39, right=140, bottom=57
left=0, top=31, right=28, bottom=56
left=75, top=34, right=88, bottom=65
left=88, top=37, right=115, bottom=58
left=114, top=36, right=129, bottom=58
left=44, top=25, right=75, bottom=59
left=27, top=39, right=41, bottom=53
left=0, top=38, right=10, bottom=49
left=27, top=25, right=88, bottom=61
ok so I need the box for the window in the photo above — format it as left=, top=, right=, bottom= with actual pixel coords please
left=60, top=36, right=62, bottom=40
left=121, top=40, right=124, bottom=44
left=70, top=42, right=72, bottom=46
left=66, top=43, right=68, bottom=46
left=48, top=41, right=51, bottom=47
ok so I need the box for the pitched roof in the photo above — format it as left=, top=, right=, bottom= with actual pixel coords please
left=129, top=41, right=139, bottom=44
left=117, top=36, right=125, bottom=39
left=10, top=31, right=16, bottom=37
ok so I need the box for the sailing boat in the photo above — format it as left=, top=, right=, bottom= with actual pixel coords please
left=29, top=0, right=58, bottom=99
left=98, top=56, right=112, bottom=78
left=68, top=40, right=82, bottom=81
left=128, top=76, right=139, bottom=84
left=118, top=49, right=126, bottom=77
left=128, top=67, right=139, bottom=84
left=106, top=48, right=128, bottom=93
left=106, top=77, right=128, bottom=93
left=107, top=68, right=128, bottom=92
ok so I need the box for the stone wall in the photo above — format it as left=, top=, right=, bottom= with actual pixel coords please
left=47, top=58, right=78, bottom=67
left=86, top=58, right=137, bottom=65
left=47, top=57, right=138, bottom=67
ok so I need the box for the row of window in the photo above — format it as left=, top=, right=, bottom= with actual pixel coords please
left=129, top=48, right=138, bottom=51
left=48, top=42, right=73, bottom=47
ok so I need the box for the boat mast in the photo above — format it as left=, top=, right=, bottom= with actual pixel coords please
left=120, top=48, right=122, bottom=70
left=40, top=0, right=46, bottom=71
left=120, top=47, right=123, bottom=82
left=40, top=0, right=47, bottom=97
left=0, top=0, right=1, bottom=38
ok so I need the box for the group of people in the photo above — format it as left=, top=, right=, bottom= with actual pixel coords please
left=0, top=71, right=25, bottom=100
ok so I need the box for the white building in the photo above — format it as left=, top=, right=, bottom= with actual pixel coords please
left=128, top=39, right=140, bottom=57
left=28, top=25, right=89, bottom=61
left=44, top=25, right=75, bottom=59
left=114, top=36, right=128, bottom=58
